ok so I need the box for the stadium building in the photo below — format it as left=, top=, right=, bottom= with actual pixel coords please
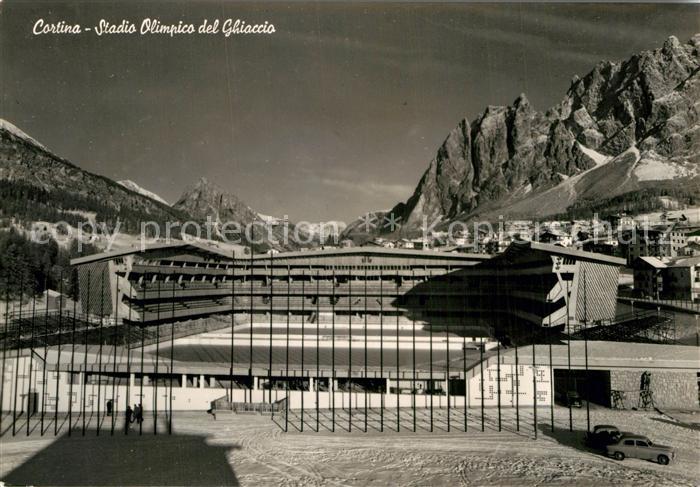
left=5, top=240, right=695, bottom=434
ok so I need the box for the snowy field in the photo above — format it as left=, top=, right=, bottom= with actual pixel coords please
left=0, top=406, right=698, bottom=486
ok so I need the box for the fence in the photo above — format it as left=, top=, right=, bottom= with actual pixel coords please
left=618, top=296, right=700, bottom=314
left=0, top=264, right=692, bottom=440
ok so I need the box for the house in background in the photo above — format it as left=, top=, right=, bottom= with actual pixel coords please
left=664, top=256, right=700, bottom=301
left=620, top=223, right=689, bottom=265
left=632, top=256, right=666, bottom=299
left=632, top=255, right=700, bottom=301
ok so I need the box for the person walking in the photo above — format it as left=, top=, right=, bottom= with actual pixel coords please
left=134, top=403, right=143, bottom=425
left=125, top=405, right=133, bottom=433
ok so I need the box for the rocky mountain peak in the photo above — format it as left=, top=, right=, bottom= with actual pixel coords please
left=663, top=35, right=681, bottom=51
left=360, top=33, right=700, bottom=236
left=513, top=93, right=530, bottom=109
left=174, top=177, right=257, bottom=223
left=172, top=176, right=306, bottom=250
left=689, top=33, right=700, bottom=51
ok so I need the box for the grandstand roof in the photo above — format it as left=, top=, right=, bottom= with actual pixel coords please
left=70, top=241, right=232, bottom=266
left=246, top=246, right=491, bottom=262
left=501, top=341, right=699, bottom=370
left=491, top=240, right=626, bottom=266
left=71, top=241, right=491, bottom=267
left=71, top=240, right=622, bottom=268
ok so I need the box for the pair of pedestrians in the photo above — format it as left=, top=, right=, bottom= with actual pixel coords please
left=124, top=403, right=144, bottom=432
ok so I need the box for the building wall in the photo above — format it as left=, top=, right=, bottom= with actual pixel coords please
left=0, top=356, right=547, bottom=413
left=633, top=267, right=663, bottom=298
left=576, top=261, right=619, bottom=322
left=610, top=369, right=698, bottom=409
left=469, top=362, right=551, bottom=407
left=5, top=354, right=695, bottom=413
left=77, top=261, right=113, bottom=317
left=663, top=267, right=692, bottom=300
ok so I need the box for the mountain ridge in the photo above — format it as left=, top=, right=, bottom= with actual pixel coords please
left=173, top=177, right=307, bottom=250
left=342, top=34, right=700, bottom=241
left=0, top=118, right=188, bottom=236
left=118, top=179, right=169, bottom=206
left=0, top=122, right=299, bottom=250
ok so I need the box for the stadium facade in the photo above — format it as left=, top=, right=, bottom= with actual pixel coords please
left=8, top=240, right=696, bottom=436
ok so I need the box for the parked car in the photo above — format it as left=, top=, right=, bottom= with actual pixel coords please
left=606, top=434, right=675, bottom=464
left=555, top=390, right=583, bottom=408
left=585, top=425, right=621, bottom=449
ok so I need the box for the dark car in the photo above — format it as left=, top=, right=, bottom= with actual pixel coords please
left=585, top=425, right=621, bottom=449
left=556, top=390, right=583, bottom=408
left=606, top=434, right=675, bottom=465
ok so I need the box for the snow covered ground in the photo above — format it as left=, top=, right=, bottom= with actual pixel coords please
left=1, top=406, right=697, bottom=486
left=634, top=151, right=700, bottom=182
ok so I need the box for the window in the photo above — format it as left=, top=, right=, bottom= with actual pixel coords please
left=636, top=441, right=648, bottom=447
left=624, top=440, right=634, bottom=446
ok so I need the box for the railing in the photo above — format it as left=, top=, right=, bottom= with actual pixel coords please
left=6, top=309, right=119, bottom=326
left=571, top=308, right=676, bottom=343
left=617, top=295, right=699, bottom=313
left=210, top=395, right=287, bottom=414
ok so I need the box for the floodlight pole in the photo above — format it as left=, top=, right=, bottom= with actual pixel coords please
left=514, top=343, right=519, bottom=432
left=69, top=274, right=77, bottom=436
left=12, top=275, right=24, bottom=436
left=379, top=273, right=384, bottom=432
left=395, top=271, right=400, bottom=432
left=248, top=246, right=253, bottom=400
left=153, top=279, right=161, bottom=436
left=548, top=300, right=554, bottom=433
left=54, top=277, right=66, bottom=436
left=363, top=266, right=368, bottom=433
left=566, top=279, right=572, bottom=432
left=110, top=274, right=119, bottom=436
left=82, top=270, right=90, bottom=436
left=411, top=270, right=416, bottom=433
left=96, top=272, right=105, bottom=436
left=301, top=270, right=305, bottom=432
left=285, top=263, right=290, bottom=433
left=269, top=253, right=274, bottom=407
left=40, top=277, right=50, bottom=436
left=27, top=291, right=36, bottom=437
left=583, top=269, right=590, bottom=433
left=230, top=253, right=235, bottom=403
left=316, top=269, right=320, bottom=432
left=124, top=282, right=132, bottom=435
left=496, top=336, right=501, bottom=432
left=169, top=280, right=175, bottom=435
left=331, top=266, right=335, bottom=433
left=0, top=272, right=10, bottom=436
left=462, top=271, right=468, bottom=433
left=348, top=268, right=352, bottom=433
left=446, top=272, right=451, bottom=433
left=480, top=335, right=484, bottom=432
left=495, top=268, right=502, bottom=432
left=139, top=284, right=145, bottom=436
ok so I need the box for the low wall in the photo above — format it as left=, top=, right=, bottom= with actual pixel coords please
left=0, top=356, right=552, bottom=415
left=610, top=369, right=698, bottom=409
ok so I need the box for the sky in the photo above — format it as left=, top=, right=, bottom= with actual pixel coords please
left=1, top=2, right=698, bottom=223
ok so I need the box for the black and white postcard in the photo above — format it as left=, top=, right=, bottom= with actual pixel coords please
left=0, top=2, right=698, bottom=486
